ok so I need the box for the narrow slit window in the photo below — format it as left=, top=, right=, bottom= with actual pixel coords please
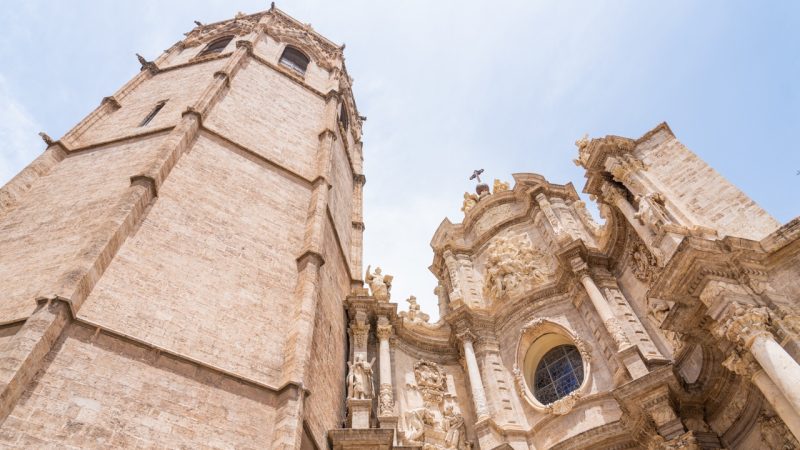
left=139, top=101, right=167, bottom=127
left=279, top=47, right=310, bottom=75
left=339, top=103, right=349, bottom=130
left=198, top=36, right=233, bottom=57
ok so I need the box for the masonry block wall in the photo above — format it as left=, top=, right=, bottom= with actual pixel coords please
left=634, top=126, right=780, bottom=240
left=0, top=8, right=363, bottom=449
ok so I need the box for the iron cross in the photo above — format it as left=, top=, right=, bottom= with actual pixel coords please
left=470, top=168, right=484, bottom=183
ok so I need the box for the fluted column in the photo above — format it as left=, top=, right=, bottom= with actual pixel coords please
left=716, top=305, right=800, bottom=419
left=376, top=316, right=394, bottom=418
left=458, top=331, right=490, bottom=420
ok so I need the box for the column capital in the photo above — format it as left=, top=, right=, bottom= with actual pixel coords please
left=599, top=181, right=626, bottom=206
left=455, top=329, right=476, bottom=345
left=714, top=303, right=773, bottom=349
left=376, top=316, right=393, bottom=340
left=569, top=256, right=590, bottom=279
left=721, top=347, right=760, bottom=378
left=350, top=311, right=370, bottom=350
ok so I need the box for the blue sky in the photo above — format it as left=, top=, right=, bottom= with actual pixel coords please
left=1, top=1, right=798, bottom=320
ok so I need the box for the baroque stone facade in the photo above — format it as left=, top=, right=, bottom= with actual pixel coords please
left=0, top=6, right=799, bottom=450
left=336, top=122, right=800, bottom=450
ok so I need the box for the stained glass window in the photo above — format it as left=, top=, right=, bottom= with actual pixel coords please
left=533, top=344, right=584, bottom=405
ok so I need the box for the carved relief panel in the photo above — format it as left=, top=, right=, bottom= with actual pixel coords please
left=397, top=358, right=472, bottom=449
left=478, top=231, right=556, bottom=304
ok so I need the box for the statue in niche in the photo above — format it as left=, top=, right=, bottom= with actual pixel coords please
left=347, top=354, right=375, bottom=400
left=492, top=179, right=510, bottom=194
left=365, top=265, right=393, bottom=301
left=400, top=295, right=430, bottom=324
left=461, top=192, right=479, bottom=214
left=441, top=405, right=464, bottom=449
left=483, top=233, right=551, bottom=301
left=634, top=192, right=672, bottom=232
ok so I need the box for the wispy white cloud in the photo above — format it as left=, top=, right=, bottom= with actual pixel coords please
left=0, top=75, right=42, bottom=185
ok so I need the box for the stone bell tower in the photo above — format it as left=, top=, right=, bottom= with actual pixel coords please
left=0, top=7, right=363, bottom=449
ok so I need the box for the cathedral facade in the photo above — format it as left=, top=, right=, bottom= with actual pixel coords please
left=0, top=7, right=799, bottom=450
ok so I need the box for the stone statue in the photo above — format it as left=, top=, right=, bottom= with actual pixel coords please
left=441, top=405, right=464, bottom=448
left=492, top=179, right=510, bottom=194
left=461, top=192, right=479, bottom=214
left=399, top=295, right=430, bottom=324
left=634, top=192, right=672, bottom=232
left=365, top=265, right=393, bottom=301
left=347, top=354, right=375, bottom=400
left=403, top=407, right=433, bottom=445
left=483, top=233, right=551, bottom=300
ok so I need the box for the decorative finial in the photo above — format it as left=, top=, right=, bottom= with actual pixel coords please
left=193, top=20, right=203, bottom=27
left=470, top=168, right=490, bottom=197
left=38, top=132, right=54, bottom=146
left=573, top=133, right=591, bottom=168
left=270, top=2, right=276, bottom=11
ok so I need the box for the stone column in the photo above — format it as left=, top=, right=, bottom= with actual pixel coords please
left=458, top=331, right=490, bottom=420
left=570, top=257, right=650, bottom=379
left=753, top=370, right=800, bottom=440
left=570, top=258, right=630, bottom=351
left=376, top=316, right=394, bottom=418
left=717, top=305, right=800, bottom=419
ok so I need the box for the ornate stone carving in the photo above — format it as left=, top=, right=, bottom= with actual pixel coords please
left=607, top=154, right=646, bottom=186
left=483, top=233, right=552, bottom=300
left=604, top=318, right=632, bottom=348
left=544, top=391, right=581, bottom=416
left=634, top=192, right=673, bottom=233
left=347, top=354, right=375, bottom=400
left=573, top=133, right=591, bottom=167
left=492, top=179, right=510, bottom=194
left=600, top=182, right=626, bottom=206
left=574, top=337, right=593, bottom=362
left=411, top=360, right=448, bottom=405
left=721, top=348, right=759, bottom=378
left=378, top=383, right=394, bottom=417
left=399, top=295, right=430, bottom=324
left=350, top=321, right=369, bottom=348
left=535, top=194, right=566, bottom=237
left=714, top=303, right=773, bottom=348
left=461, top=192, right=479, bottom=214
left=376, top=316, right=393, bottom=340
left=183, top=14, right=261, bottom=48
left=365, top=265, right=393, bottom=301
left=441, top=405, right=465, bottom=448
left=265, top=11, right=343, bottom=70
left=630, top=242, right=658, bottom=282
left=403, top=407, right=434, bottom=445
left=512, top=364, right=526, bottom=397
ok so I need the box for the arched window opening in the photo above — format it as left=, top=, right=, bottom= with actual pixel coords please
left=339, top=103, right=349, bottom=130
left=532, top=344, right=584, bottom=405
left=199, top=36, right=233, bottom=57
left=279, top=46, right=310, bottom=75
